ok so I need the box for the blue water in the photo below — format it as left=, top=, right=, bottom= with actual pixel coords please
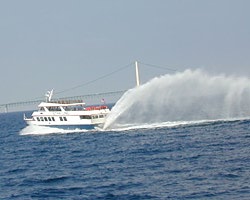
left=0, top=111, right=249, bottom=199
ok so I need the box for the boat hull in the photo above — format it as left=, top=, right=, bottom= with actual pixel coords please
left=35, top=124, right=97, bottom=130
left=25, top=120, right=103, bottom=130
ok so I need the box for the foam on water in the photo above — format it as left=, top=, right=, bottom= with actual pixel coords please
left=104, top=118, right=250, bottom=132
left=104, top=69, right=250, bottom=129
left=20, top=125, right=89, bottom=135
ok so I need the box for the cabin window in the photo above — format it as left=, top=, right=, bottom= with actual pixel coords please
left=99, top=115, right=104, bottom=118
left=92, top=115, right=98, bottom=119
left=52, top=117, right=55, bottom=121
left=63, top=106, right=71, bottom=111
left=39, top=107, right=45, bottom=111
left=37, top=117, right=40, bottom=121
left=44, top=117, right=48, bottom=121
left=59, top=117, right=67, bottom=121
left=48, top=117, right=51, bottom=121
left=41, top=117, right=44, bottom=121
left=80, top=115, right=91, bottom=119
left=49, top=107, right=61, bottom=111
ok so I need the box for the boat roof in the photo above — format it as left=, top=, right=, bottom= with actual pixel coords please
left=38, top=101, right=85, bottom=107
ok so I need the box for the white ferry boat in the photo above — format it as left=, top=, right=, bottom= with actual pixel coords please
left=24, top=90, right=110, bottom=130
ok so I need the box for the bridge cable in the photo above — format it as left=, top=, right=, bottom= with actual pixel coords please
left=138, top=61, right=178, bottom=72
left=55, top=62, right=133, bottom=95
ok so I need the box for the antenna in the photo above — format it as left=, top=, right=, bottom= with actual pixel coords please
left=135, top=61, right=140, bottom=87
left=45, top=89, right=54, bottom=102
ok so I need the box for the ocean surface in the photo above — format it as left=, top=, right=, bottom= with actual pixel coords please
left=0, top=111, right=249, bottom=199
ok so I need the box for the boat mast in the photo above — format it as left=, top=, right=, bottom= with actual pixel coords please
left=135, top=61, right=140, bottom=87
left=45, top=89, right=54, bottom=102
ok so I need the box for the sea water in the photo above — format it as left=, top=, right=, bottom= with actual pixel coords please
left=1, top=69, right=250, bottom=199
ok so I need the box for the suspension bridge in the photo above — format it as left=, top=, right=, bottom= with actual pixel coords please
left=0, top=90, right=126, bottom=113
left=0, top=61, right=177, bottom=113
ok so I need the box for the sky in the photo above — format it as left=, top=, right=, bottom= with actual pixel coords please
left=0, top=0, right=250, bottom=104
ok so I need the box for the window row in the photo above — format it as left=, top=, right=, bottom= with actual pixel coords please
left=36, top=116, right=68, bottom=122
left=36, top=114, right=105, bottom=122
left=60, top=117, right=67, bottom=121
left=80, top=115, right=105, bottom=120
left=36, top=116, right=55, bottom=122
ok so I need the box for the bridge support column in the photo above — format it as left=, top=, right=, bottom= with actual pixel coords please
left=5, top=105, right=8, bottom=113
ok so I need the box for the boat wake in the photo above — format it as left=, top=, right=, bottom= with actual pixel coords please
left=20, top=125, right=90, bottom=136
left=104, top=69, right=250, bottom=130
left=103, top=117, right=250, bottom=132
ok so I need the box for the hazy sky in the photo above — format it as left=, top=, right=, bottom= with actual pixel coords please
left=1, top=0, right=250, bottom=104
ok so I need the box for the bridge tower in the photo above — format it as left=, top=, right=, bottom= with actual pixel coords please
left=5, top=105, right=8, bottom=113
left=135, top=61, right=140, bottom=87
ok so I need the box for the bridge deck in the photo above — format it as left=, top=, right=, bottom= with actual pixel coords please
left=0, top=90, right=126, bottom=113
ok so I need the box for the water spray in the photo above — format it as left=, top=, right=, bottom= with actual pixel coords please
left=104, top=69, right=250, bottom=129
